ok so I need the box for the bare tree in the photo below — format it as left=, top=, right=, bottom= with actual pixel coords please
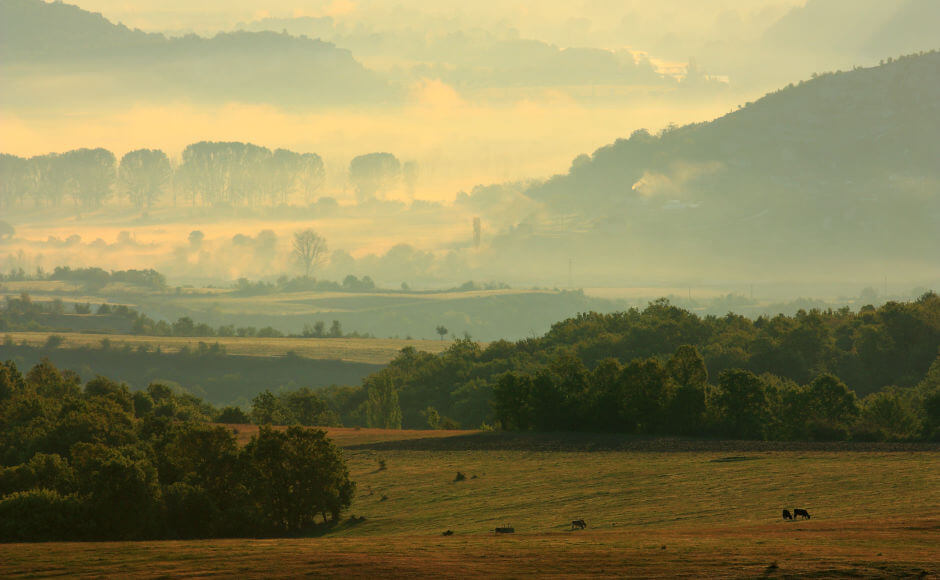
left=293, top=229, right=328, bottom=278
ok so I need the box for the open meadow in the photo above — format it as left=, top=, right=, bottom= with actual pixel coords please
left=1, top=430, right=937, bottom=578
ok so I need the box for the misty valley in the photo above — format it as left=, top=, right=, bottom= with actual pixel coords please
left=0, top=0, right=938, bottom=577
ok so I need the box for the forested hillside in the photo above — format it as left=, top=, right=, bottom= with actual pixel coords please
left=475, top=52, right=940, bottom=277
left=349, top=293, right=939, bottom=440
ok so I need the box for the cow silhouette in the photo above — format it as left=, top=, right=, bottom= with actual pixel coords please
left=494, top=526, right=515, bottom=534
left=782, top=509, right=793, bottom=520
left=793, top=508, right=811, bottom=520
left=571, top=519, right=587, bottom=530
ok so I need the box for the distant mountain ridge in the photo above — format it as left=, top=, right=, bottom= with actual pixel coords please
left=763, top=0, right=940, bottom=59
left=473, top=52, right=940, bottom=279
left=0, top=0, right=393, bottom=106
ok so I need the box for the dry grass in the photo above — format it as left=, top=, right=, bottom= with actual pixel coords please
left=1, top=332, right=450, bottom=364
left=1, top=430, right=937, bottom=578
left=0, top=519, right=935, bottom=578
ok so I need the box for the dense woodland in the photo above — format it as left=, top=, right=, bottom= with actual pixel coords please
left=4, top=294, right=938, bottom=440
left=0, top=359, right=354, bottom=541
left=346, top=294, right=939, bottom=440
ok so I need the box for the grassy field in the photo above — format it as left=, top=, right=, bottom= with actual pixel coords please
left=1, top=431, right=937, bottom=578
left=0, top=332, right=450, bottom=364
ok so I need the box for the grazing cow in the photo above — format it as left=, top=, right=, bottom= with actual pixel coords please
left=442, top=530, right=454, bottom=536
left=494, top=526, right=515, bottom=534
left=793, top=508, right=811, bottom=520
left=782, top=509, right=793, bottom=520
left=571, top=519, right=587, bottom=530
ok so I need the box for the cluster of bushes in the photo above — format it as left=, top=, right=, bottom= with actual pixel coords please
left=243, top=388, right=340, bottom=427
left=347, top=294, right=939, bottom=439
left=0, top=359, right=354, bottom=541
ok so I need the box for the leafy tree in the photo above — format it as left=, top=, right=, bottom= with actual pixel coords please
left=250, top=390, right=288, bottom=425
left=349, top=152, right=400, bottom=202
left=329, top=320, right=343, bottom=338
left=63, top=148, right=116, bottom=209
left=713, top=369, right=771, bottom=439
left=216, top=406, right=250, bottom=424
left=118, top=149, right=171, bottom=209
left=243, top=426, right=354, bottom=531
left=804, top=373, right=859, bottom=430
left=436, top=325, right=449, bottom=341
left=859, top=388, right=918, bottom=441
left=365, top=374, right=402, bottom=429
left=298, top=152, right=326, bottom=203
left=618, top=358, right=674, bottom=433
left=493, top=372, right=533, bottom=430
left=71, top=442, right=161, bottom=539
left=667, top=345, right=708, bottom=388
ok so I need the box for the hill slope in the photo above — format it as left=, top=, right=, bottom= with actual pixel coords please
left=487, top=52, right=940, bottom=279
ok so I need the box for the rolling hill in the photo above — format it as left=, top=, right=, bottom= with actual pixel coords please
left=0, top=0, right=393, bottom=107
left=475, top=52, right=940, bottom=281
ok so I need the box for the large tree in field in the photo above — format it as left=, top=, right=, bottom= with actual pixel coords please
left=119, top=149, right=171, bottom=209
left=292, top=229, right=328, bottom=278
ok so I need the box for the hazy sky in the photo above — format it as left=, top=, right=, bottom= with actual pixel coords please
left=6, top=1, right=792, bottom=200
left=4, top=0, right=922, bottom=203
left=63, top=0, right=804, bottom=40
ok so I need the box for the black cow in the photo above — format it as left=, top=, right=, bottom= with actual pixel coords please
left=793, top=508, right=811, bottom=520
left=495, top=526, right=515, bottom=534
left=782, top=509, right=793, bottom=520
left=571, top=519, right=587, bottom=530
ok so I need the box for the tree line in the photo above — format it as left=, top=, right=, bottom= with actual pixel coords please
left=0, top=144, right=412, bottom=210
left=0, top=292, right=371, bottom=339
left=340, top=294, right=939, bottom=441
left=0, top=359, right=354, bottom=541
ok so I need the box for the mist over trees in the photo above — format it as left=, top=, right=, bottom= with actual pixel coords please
left=118, top=149, right=171, bottom=210
left=0, top=141, right=333, bottom=211
left=349, top=153, right=401, bottom=202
